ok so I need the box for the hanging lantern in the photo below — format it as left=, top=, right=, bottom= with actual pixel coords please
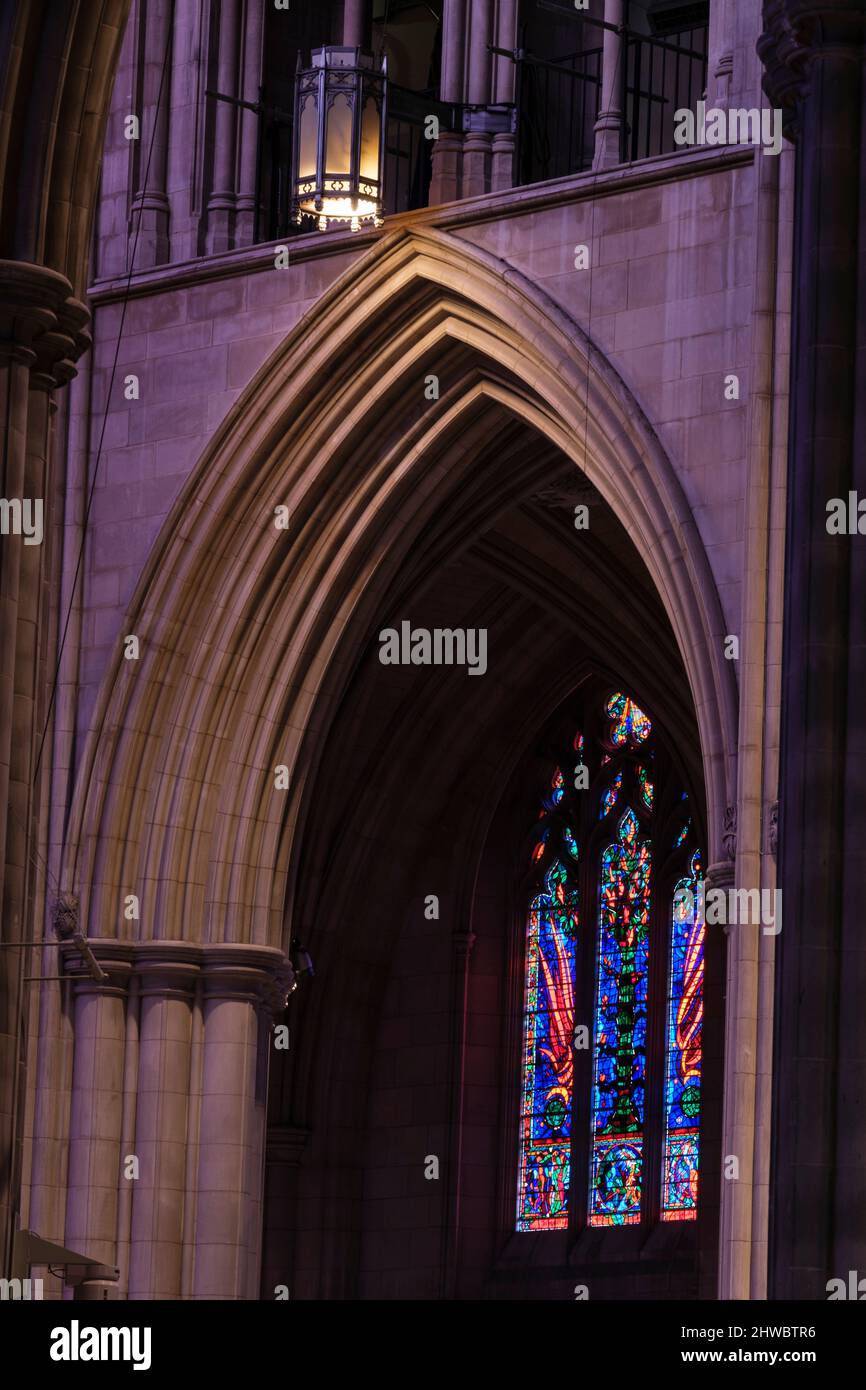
left=291, top=46, right=387, bottom=232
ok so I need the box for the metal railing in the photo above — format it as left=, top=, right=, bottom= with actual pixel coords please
left=623, top=25, right=708, bottom=164
left=384, top=87, right=456, bottom=217
left=510, top=19, right=708, bottom=184
left=516, top=46, right=602, bottom=185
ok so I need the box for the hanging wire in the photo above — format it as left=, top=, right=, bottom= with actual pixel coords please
left=376, top=0, right=391, bottom=63
left=31, top=1, right=177, bottom=792
left=576, top=9, right=629, bottom=499
left=6, top=0, right=176, bottom=1273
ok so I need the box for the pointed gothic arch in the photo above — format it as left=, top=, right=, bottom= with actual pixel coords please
left=63, top=226, right=738, bottom=961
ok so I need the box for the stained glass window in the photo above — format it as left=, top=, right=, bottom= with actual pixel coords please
left=600, top=770, right=622, bottom=818
left=662, top=849, right=704, bottom=1221
left=639, top=766, right=653, bottom=810
left=589, top=807, right=651, bottom=1225
left=673, top=820, right=690, bottom=848
left=516, top=861, right=578, bottom=1230
left=606, top=691, right=652, bottom=746
left=515, top=688, right=705, bottom=1237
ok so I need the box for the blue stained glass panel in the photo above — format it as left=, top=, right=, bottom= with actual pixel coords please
left=517, top=862, right=579, bottom=1230
left=589, top=807, right=651, bottom=1226
left=662, top=850, right=704, bottom=1220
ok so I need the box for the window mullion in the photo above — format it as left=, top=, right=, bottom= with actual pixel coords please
left=570, top=769, right=594, bottom=1236
left=643, top=815, right=669, bottom=1231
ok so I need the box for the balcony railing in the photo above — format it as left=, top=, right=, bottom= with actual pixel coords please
left=624, top=24, right=709, bottom=163
left=511, top=20, right=708, bottom=183
left=516, top=46, right=602, bottom=186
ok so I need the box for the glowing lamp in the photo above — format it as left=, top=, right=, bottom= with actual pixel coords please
left=291, top=46, right=387, bottom=232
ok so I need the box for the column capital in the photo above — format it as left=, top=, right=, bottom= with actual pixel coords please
left=704, top=861, right=736, bottom=893
left=58, top=937, right=294, bottom=1011
left=704, top=861, right=736, bottom=936
left=133, top=940, right=203, bottom=999
left=0, top=261, right=91, bottom=386
left=200, top=942, right=294, bottom=1015
left=758, top=0, right=866, bottom=139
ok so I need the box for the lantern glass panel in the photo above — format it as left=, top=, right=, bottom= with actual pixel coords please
left=298, top=93, right=318, bottom=179
left=325, top=92, right=353, bottom=173
left=360, top=97, right=380, bottom=182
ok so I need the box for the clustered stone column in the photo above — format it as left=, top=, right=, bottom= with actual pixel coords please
left=462, top=0, right=495, bottom=196
left=58, top=938, right=292, bottom=1299
left=207, top=0, right=265, bottom=254
left=490, top=0, right=518, bottom=192
left=235, top=0, right=266, bottom=245
left=124, top=0, right=264, bottom=266
left=64, top=946, right=132, bottom=1268
left=592, top=0, right=625, bottom=170
left=0, top=263, right=89, bottom=1278
left=707, top=0, right=734, bottom=108
left=128, top=0, right=173, bottom=268
left=759, top=0, right=866, bottom=1298
left=126, top=947, right=199, bottom=1297
left=429, top=0, right=467, bottom=205
left=429, top=0, right=518, bottom=203
left=206, top=0, right=242, bottom=254
left=167, top=0, right=204, bottom=263
left=193, top=947, right=277, bottom=1299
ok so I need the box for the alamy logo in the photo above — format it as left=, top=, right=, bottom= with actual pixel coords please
left=674, top=879, right=781, bottom=935
left=378, top=621, right=487, bottom=676
left=827, top=1270, right=866, bottom=1300
left=49, top=1320, right=152, bottom=1371
left=0, top=498, right=43, bottom=545
left=673, top=101, right=783, bottom=156
left=0, top=1277, right=43, bottom=1299
left=826, top=492, right=866, bottom=534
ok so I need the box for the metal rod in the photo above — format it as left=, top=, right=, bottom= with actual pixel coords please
left=0, top=939, right=56, bottom=947
left=206, top=87, right=262, bottom=114
left=621, top=26, right=630, bottom=163
left=624, top=31, right=706, bottom=62
left=489, top=26, right=707, bottom=64
left=488, top=45, right=601, bottom=81
left=253, top=83, right=264, bottom=245
left=205, top=88, right=293, bottom=121
left=532, top=4, right=708, bottom=57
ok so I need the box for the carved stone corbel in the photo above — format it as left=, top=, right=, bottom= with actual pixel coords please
left=767, top=800, right=779, bottom=860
